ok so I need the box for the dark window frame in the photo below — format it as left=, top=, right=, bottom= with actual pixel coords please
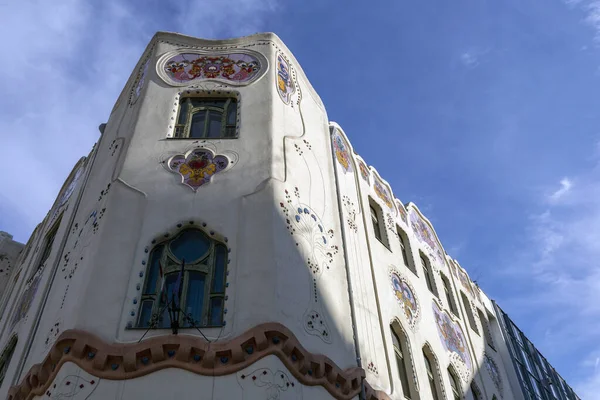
left=173, top=97, right=238, bottom=139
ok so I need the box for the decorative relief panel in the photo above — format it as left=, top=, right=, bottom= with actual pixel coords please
left=166, top=147, right=230, bottom=191
left=373, top=175, right=394, bottom=212
left=44, top=362, right=99, bottom=400
left=432, top=301, right=472, bottom=381
left=157, top=50, right=265, bottom=86
left=396, top=201, right=408, bottom=225
left=280, top=187, right=338, bottom=343
left=11, top=271, right=42, bottom=328
left=408, top=208, right=445, bottom=269
left=458, top=268, right=476, bottom=297
left=389, top=270, right=420, bottom=330
left=276, top=52, right=296, bottom=105
left=358, top=159, right=370, bottom=184
left=237, top=367, right=300, bottom=399
left=331, top=130, right=353, bottom=174
left=484, top=353, right=504, bottom=398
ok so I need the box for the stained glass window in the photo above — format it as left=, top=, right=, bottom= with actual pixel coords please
left=136, top=228, right=227, bottom=329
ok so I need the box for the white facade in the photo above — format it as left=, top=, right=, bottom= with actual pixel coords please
left=0, top=32, right=557, bottom=400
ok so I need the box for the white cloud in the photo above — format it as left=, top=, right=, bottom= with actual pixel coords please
left=0, top=0, right=278, bottom=242
left=460, top=52, right=479, bottom=68
left=548, top=177, right=573, bottom=201
left=564, top=0, right=600, bottom=42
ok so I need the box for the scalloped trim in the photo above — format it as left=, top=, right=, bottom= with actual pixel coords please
left=8, top=322, right=391, bottom=400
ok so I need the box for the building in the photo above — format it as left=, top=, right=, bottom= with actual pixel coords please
left=493, top=305, right=581, bottom=400
left=0, top=32, right=579, bottom=400
left=0, top=232, right=24, bottom=305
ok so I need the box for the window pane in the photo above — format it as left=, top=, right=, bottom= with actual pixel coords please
left=138, top=300, right=154, bottom=328
left=159, top=273, right=178, bottom=328
left=143, top=245, right=164, bottom=295
left=227, top=101, right=237, bottom=125
left=190, top=111, right=206, bottom=138
left=169, top=230, right=210, bottom=263
left=178, top=99, right=189, bottom=125
left=212, top=245, right=227, bottom=293
left=207, top=110, right=223, bottom=138
left=209, top=297, right=223, bottom=326
left=184, top=271, right=205, bottom=327
left=396, top=353, right=411, bottom=399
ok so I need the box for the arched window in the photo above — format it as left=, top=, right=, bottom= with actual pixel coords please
left=423, top=347, right=442, bottom=400
left=420, top=253, right=438, bottom=297
left=0, top=336, right=18, bottom=387
left=448, top=367, right=461, bottom=400
left=136, top=229, right=227, bottom=329
left=390, top=324, right=414, bottom=399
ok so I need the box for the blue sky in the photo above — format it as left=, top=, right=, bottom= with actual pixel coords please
left=1, top=0, right=599, bottom=396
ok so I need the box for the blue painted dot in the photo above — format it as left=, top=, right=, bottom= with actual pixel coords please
left=224, top=309, right=228, bottom=314
left=111, top=364, right=119, bottom=370
left=168, top=350, right=175, bottom=357
left=322, top=237, right=327, bottom=244
left=88, top=352, right=95, bottom=359
left=245, top=346, right=254, bottom=354
left=297, top=208, right=302, bottom=214
left=130, top=311, right=135, bottom=316
left=177, top=223, right=182, bottom=228
left=304, top=208, right=309, bottom=214
left=136, top=284, right=140, bottom=291
left=308, top=369, right=313, bottom=376
left=223, top=320, right=227, bottom=326
left=318, top=225, right=323, bottom=232
left=144, top=248, right=149, bottom=253
left=291, top=354, right=297, bottom=361
left=311, top=214, right=317, bottom=221
left=224, top=237, right=228, bottom=243
left=63, top=346, right=70, bottom=354
left=133, top=299, right=137, bottom=304
left=193, top=354, right=201, bottom=362
left=225, top=282, right=229, bottom=287
left=220, top=356, right=228, bottom=364
left=142, top=261, right=146, bottom=265
left=202, top=222, right=207, bottom=227
left=272, top=336, right=280, bottom=344
left=139, top=271, right=144, bottom=277
left=141, top=357, right=149, bottom=365
left=295, top=215, right=301, bottom=222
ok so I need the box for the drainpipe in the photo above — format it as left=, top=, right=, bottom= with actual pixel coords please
left=14, top=124, right=107, bottom=384
left=330, top=127, right=367, bottom=400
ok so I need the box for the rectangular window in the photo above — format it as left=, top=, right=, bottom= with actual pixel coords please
left=174, top=97, right=238, bottom=139
left=441, top=275, right=459, bottom=317
left=397, top=227, right=417, bottom=276
left=369, top=200, right=387, bottom=247
left=421, top=254, right=437, bottom=296
left=460, top=292, right=479, bottom=334
left=32, top=215, right=62, bottom=277
left=479, top=309, right=496, bottom=349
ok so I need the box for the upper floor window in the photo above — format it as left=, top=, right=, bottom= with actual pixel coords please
left=136, top=228, right=227, bottom=329
left=420, top=254, right=438, bottom=297
left=369, top=199, right=387, bottom=247
left=423, top=349, right=441, bottom=400
left=471, top=383, right=481, bottom=400
left=174, top=97, right=238, bottom=139
left=391, top=325, right=414, bottom=399
left=0, top=336, right=17, bottom=387
left=31, top=215, right=62, bottom=278
left=397, top=227, right=417, bottom=276
left=448, top=367, right=461, bottom=400
left=460, top=291, right=479, bottom=335
left=441, top=274, right=459, bottom=317
left=479, top=309, right=496, bottom=349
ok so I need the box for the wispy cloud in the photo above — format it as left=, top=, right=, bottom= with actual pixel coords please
left=564, top=0, right=600, bottom=42
left=497, top=149, right=600, bottom=393
left=0, top=0, right=279, bottom=243
left=548, top=177, right=573, bottom=201
left=460, top=52, right=480, bottom=68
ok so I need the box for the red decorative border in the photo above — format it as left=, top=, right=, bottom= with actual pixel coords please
left=9, top=322, right=390, bottom=400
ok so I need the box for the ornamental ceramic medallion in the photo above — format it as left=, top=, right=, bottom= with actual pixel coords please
left=408, top=208, right=445, bottom=268
left=358, top=159, right=370, bottom=184
left=331, top=131, right=352, bottom=173
left=158, top=50, right=265, bottom=86
left=390, top=270, right=420, bottom=329
left=167, top=148, right=229, bottom=191
left=432, top=301, right=472, bottom=378
left=276, top=52, right=296, bottom=105
left=58, top=166, right=84, bottom=208
left=374, top=176, right=394, bottom=210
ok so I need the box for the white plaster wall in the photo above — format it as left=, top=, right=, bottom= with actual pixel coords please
left=0, top=233, right=24, bottom=311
